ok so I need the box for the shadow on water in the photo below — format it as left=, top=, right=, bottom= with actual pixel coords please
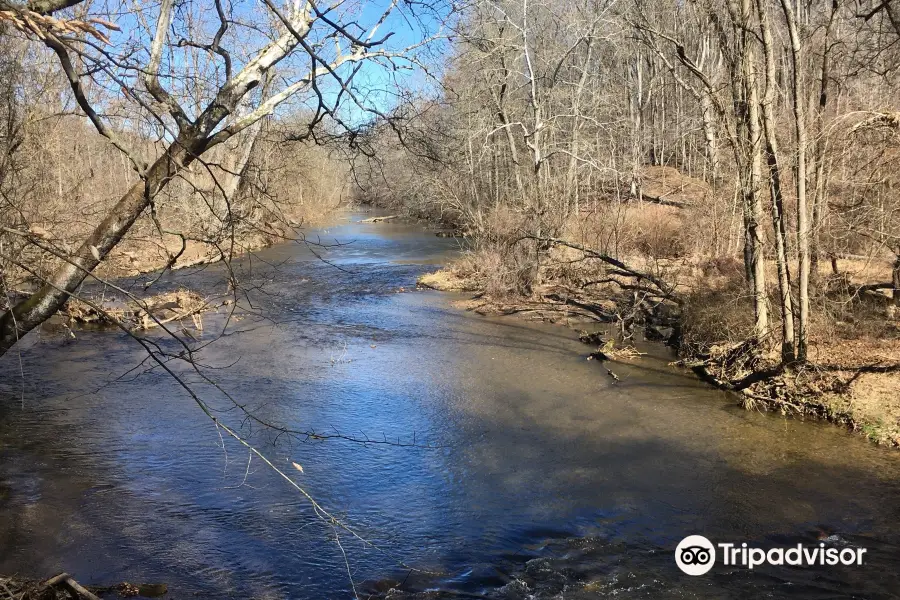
left=1, top=212, right=899, bottom=599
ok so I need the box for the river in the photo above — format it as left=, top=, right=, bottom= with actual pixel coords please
left=1, top=212, right=899, bottom=599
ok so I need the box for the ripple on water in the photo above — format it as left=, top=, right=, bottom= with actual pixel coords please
left=1, top=213, right=900, bottom=599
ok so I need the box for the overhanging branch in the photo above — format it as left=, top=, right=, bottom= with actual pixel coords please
left=522, top=236, right=680, bottom=304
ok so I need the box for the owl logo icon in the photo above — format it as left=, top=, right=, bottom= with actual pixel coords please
left=676, top=535, right=716, bottom=575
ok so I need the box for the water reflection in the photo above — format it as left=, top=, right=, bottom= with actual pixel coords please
left=1, top=213, right=899, bottom=599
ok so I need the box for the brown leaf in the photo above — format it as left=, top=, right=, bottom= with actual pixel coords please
left=29, top=225, right=51, bottom=239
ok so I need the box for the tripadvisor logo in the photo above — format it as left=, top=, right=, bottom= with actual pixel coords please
left=676, top=535, right=716, bottom=575
left=675, top=535, right=868, bottom=576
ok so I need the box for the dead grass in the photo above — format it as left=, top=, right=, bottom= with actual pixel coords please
left=417, top=267, right=480, bottom=292
left=807, top=333, right=900, bottom=445
left=639, top=165, right=711, bottom=208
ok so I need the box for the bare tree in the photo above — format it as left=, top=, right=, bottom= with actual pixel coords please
left=779, top=0, right=811, bottom=361
left=355, top=0, right=900, bottom=378
left=0, top=0, right=440, bottom=357
left=756, top=0, right=795, bottom=361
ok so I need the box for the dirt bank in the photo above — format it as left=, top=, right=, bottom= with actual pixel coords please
left=98, top=219, right=311, bottom=280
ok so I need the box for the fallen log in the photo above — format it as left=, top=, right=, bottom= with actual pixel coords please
left=636, top=192, right=689, bottom=208
left=42, top=573, right=101, bottom=600
left=1, top=574, right=168, bottom=600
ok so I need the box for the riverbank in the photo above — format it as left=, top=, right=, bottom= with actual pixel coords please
left=11, top=209, right=354, bottom=332
left=418, top=257, right=900, bottom=446
left=99, top=214, right=329, bottom=280
left=0, top=573, right=166, bottom=599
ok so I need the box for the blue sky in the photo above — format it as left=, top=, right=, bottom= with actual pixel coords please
left=80, top=0, right=454, bottom=131
left=42, top=0, right=454, bottom=138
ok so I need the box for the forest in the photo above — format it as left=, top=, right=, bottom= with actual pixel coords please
left=355, top=0, right=900, bottom=441
left=2, top=0, right=899, bottom=440
left=1, top=0, right=900, bottom=598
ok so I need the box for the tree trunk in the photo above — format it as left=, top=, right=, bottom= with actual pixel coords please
left=489, top=53, right=526, bottom=205
left=893, top=253, right=900, bottom=308
left=780, top=0, right=811, bottom=361
left=810, top=0, right=837, bottom=279
left=741, top=0, right=769, bottom=340
left=700, top=94, right=720, bottom=182
left=0, top=134, right=204, bottom=355
left=756, top=0, right=796, bottom=361
left=565, top=38, right=595, bottom=217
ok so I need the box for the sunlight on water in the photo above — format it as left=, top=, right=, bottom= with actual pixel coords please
left=1, top=212, right=899, bottom=599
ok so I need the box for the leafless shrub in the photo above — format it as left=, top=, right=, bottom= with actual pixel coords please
left=679, top=275, right=757, bottom=353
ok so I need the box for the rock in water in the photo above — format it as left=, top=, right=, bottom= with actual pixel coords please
left=578, top=330, right=606, bottom=345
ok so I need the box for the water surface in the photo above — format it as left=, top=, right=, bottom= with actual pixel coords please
left=1, top=213, right=899, bottom=599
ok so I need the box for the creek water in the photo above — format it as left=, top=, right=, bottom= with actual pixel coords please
left=1, top=212, right=899, bottom=599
